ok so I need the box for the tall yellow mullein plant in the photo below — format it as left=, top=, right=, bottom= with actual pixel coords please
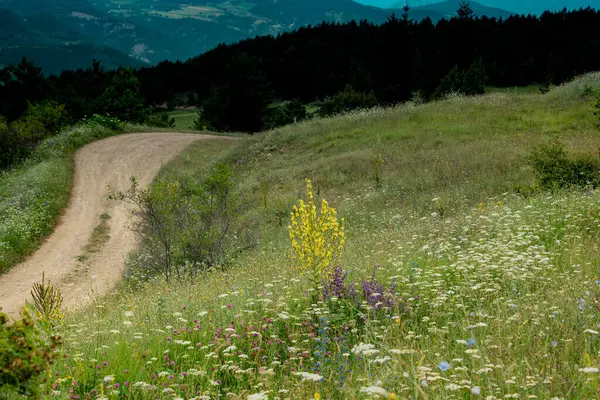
left=289, top=179, right=345, bottom=290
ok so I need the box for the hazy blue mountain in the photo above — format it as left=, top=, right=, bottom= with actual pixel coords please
left=401, top=0, right=516, bottom=19
left=357, top=0, right=597, bottom=15
left=0, top=7, right=142, bottom=73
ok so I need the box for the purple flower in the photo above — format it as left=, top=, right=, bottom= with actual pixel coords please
left=322, top=266, right=357, bottom=301
left=438, top=361, right=451, bottom=372
left=362, top=267, right=397, bottom=309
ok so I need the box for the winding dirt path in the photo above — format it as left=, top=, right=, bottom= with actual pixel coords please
left=0, top=132, right=226, bottom=318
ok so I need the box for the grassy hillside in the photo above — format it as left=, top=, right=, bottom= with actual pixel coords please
left=11, top=74, right=600, bottom=399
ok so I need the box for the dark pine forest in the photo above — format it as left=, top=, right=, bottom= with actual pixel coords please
left=1, top=5, right=600, bottom=133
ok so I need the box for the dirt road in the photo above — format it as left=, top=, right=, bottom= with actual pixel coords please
left=0, top=132, right=224, bottom=318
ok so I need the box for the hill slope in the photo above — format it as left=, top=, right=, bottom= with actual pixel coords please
left=17, top=73, right=600, bottom=399
left=0, top=8, right=144, bottom=73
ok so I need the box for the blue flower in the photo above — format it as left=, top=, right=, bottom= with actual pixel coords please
left=467, top=337, right=476, bottom=347
left=438, top=361, right=451, bottom=372
left=551, top=341, right=558, bottom=348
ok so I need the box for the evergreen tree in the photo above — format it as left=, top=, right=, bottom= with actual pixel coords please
left=462, top=58, right=487, bottom=95
left=0, top=58, right=48, bottom=121
left=457, top=0, right=475, bottom=20
left=199, top=53, right=274, bottom=133
left=97, top=67, right=150, bottom=123
left=433, top=59, right=487, bottom=99
left=318, top=85, right=378, bottom=117
left=433, top=65, right=463, bottom=99
left=401, top=4, right=411, bottom=25
left=262, top=99, right=309, bottom=130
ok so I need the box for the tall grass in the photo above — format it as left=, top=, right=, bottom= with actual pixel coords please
left=12, top=74, right=600, bottom=399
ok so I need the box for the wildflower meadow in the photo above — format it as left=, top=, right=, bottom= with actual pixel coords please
left=2, top=74, right=600, bottom=399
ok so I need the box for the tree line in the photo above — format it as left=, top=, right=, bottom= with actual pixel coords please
left=1, top=5, right=600, bottom=134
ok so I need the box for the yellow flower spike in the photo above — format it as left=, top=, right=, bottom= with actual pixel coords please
left=314, top=393, right=321, bottom=400
left=289, top=179, right=345, bottom=290
left=390, top=393, right=397, bottom=400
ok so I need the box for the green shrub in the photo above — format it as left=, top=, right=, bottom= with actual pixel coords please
left=97, top=67, right=151, bottom=123
left=0, top=309, right=62, bottom=396
left=0, top=117, right=25, bottom=168
left=318, top=85, right=378, bottom=117
left=527, top=140, right=600, bottom=189
left=147, top=112, right=176, bottom=128
left=263, top=100, right=309, bottom=129
left=192, top=110, right=209, bottom=131
left=111, top=163, right=242, bottom=282
left=83, top=114, right=126, bottom=131
left=19, top=101, right=68, bottom=136
left=538, top=82, right=553, bottom=94
left=0, top=102, right=68, bottom=168
left=434, top=59, right=487, bottom=99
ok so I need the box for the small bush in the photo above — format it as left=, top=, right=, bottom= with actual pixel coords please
left=538, top=82, right=553, bottom=94
left=19, top=101, right=68, bottom=136
left=112, top=163, right=242, bottom=282
left=263, top=100, right=309, bottom=129
left=433, top=59, right=487, bottom=99
left=83, top=114, right=126, bottom=131
left=0, top=102, right=68, bottom=168
left=318, top=85, right=378, bottom=117
left=0, top=309, right=62, bottom=396
left=527, top=140, right=600, bottom=189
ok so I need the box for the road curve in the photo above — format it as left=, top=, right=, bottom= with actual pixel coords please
left=0, top=132, right=227, bottom=318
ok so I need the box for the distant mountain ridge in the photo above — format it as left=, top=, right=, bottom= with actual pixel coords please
left=361, top=0, right=595, bottom=16
left=397, top=0, right=515, bottom=19
left=0, top=0, right=514, bottom=75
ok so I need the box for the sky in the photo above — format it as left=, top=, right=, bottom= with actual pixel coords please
left=354, top=0, right=599, bottom=15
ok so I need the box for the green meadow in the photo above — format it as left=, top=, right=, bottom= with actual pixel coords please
left=4, top=74, right=600, bottom=399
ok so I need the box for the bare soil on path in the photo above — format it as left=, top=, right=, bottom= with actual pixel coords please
left=0, top=132, right=226, bottom=318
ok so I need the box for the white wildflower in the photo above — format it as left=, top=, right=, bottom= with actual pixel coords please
left=360, top=385, right=389, bottom=397
left=293, top=371, right=324, bottom=382
left=247, top=392, right=269, bottom=400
